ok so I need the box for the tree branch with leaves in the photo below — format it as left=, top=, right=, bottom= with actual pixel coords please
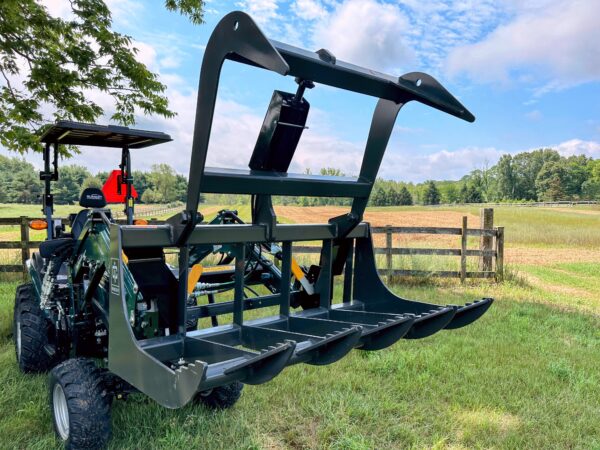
left=0, top=0, right=204, bottom=155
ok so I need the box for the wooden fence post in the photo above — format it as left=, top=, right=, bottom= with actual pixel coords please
left=460, top=216, right=467, bottom=282
left=385, top=225, right=393, bottom=282
left=20, top=216, right=29, bottom=279
left=495, top=226, right=504, bottom=282
left=479, top=208, right=494, bottom=271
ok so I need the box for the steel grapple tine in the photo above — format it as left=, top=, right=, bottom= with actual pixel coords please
left=223, top=341, right=296, bottom=385
left=358, top=315, right=415, bottom=350
left=444, top=298, right=494, bottom=330
left=403, top=307, right=456, bottom=339
left=302, top=326, right=362, bottom=366
left=306, top=308, right=415, bottom=350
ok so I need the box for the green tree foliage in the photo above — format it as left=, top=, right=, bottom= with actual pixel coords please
left=80, top=176, right=102, bottom=196
left=397, top=186, right=413, bottom=205
left=0, top=155, right=42, bottom=203
left=423, top=181, right=441, bottom=205
left=370, top=186, right=387, bottom=206
left=494, top=154, right=516, bottom=200
left=320, top=167, right=344, bottom=177
left=2, top=150, right=600, bottom=207
left=563, top=155, right=590, bottom=197
left=55, top=165, right=91, bottom=204
left=459, top=183, right=468, bottom=203
left=444, top=184, right=459, bottom=204
left=582, top=160, right=600, bottom=200
left=535, top=161, right=567, bottom=201
left=148, top=163, right=177, bottom=203
left=511, top=149, right=560, bottom=200
left=132, top=170, right=151, bottom=200
left=464, top=185, right=483, bottom=203
left=0, top=0, right=204, bottom=154
left=0, top=155, right=190, bottom=205
left=385, top=188, right=401, bottom=206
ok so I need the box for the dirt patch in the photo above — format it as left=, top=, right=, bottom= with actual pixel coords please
left=523, top=273, right=596, bottom=299
left=276, top=206, right=480, bottom=247
left=506, top=247, right=600, bottom=265
left=276, top=206, right=600, bottom=265
left=276, top=206, right=478, bottom=227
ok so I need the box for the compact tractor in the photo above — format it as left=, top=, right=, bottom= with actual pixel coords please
left=13, top=11, right=492, bottom=449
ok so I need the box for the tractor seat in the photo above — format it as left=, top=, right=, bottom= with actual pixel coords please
left=39, top=238, right=74, bottom=259
left=71, top=188, right=108, bottom=239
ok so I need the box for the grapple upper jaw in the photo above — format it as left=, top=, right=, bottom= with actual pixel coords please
left=399, top=72, right=475, bottom=123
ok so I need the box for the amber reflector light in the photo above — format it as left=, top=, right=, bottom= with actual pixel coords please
left=29, top=219, right=48, bottom=230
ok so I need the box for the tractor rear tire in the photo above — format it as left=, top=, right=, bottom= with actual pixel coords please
left=13, top=282, right=58, bottom=373
left=194, top=382, right=244, bottom=409
left=49, top=358, right=112, bottom=450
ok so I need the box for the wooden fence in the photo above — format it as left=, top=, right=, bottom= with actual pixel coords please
left=0, top=205, right=181, bottom=278
left=293, top=208, right=504, bottom=282
left=111, top=203, right=183, bottom=219
left=430, top=200, right=597, bottom=208
left=0, top=208, right=504, bottom=282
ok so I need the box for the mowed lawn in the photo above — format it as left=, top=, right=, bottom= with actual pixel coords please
left=0, top=204, right=599, bottom=449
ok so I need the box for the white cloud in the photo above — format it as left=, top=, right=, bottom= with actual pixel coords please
left=446, top=0, right=600, bottom=89
left=379, top=146, right=503, bottom=182
left=555, top=139, right=600, bottom=158
left=131, top=41, right=158, bottom=69
left=41, top=0, right=73, bottom=19
left=104, top=0, right=144, bottom=27
left=292, top=0, right=327, bottom=20
left=525, top=110, right=542, bottom=121
left=236, top=0, right=281, bottom=29
left=312, top=0, right=414, bottom=72
left=41, top=0, right=144, bottom=26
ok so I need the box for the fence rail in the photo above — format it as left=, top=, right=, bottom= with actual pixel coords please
left=430, top=200, right=597, bottom=208
left=293, top=208, right=503, bottom=282
left=0, top=208, right=504, bottom=281
left=112, top=204, right=183, bottom=219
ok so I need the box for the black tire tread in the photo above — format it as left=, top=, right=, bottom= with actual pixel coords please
left=195, top=381, right=243, bottom=409
left=13, top=282, right=57, bottom=373
left=49, top=358, right=111, bottom=449
left=186, top=295, right=198, bottom=331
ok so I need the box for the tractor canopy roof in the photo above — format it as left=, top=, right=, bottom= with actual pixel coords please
left=40, top=120, right=172, bottom=149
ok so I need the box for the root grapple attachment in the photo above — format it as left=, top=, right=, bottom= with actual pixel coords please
left=106, top=11, right=492, bottom=408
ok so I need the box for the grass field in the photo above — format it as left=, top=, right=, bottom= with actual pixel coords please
left=1, top=204, right=599, bottom=449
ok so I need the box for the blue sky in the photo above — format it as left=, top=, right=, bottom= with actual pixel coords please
left=16, top=0, right=600, bottom=181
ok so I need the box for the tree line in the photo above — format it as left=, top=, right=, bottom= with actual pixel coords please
left=1, top=148, right=599, bottom=206
left=369, top=148, right=600, bottom=206
left=0, top=155, right=188, bottom=204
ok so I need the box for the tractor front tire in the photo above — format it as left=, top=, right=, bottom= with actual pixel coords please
left=49, top=358, right=112, bottom=450
left=13, top=282, right=57, bottom=373
left=194, top=381, right=244, bottom=409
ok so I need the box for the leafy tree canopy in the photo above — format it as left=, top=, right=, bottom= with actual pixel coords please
left=397, top=186, right=413, bottom=206
left=0, top=0, right=204, bottom=155
left=423, top=181, right=441, bottom=205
